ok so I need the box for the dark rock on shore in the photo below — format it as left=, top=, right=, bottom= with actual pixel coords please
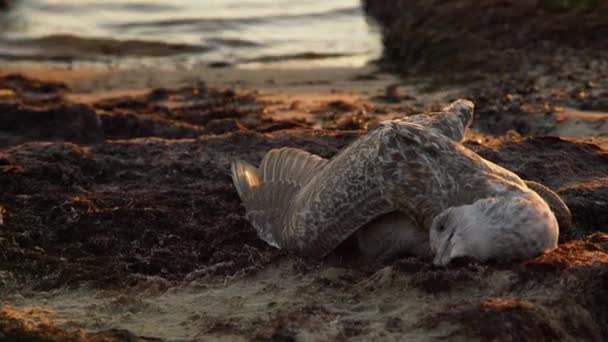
left=0, top=0, right=13, bottom=9
left=363, top=0, right=608, bottom=75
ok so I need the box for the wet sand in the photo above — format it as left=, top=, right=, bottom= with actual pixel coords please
left=0, top=60, right=607, bottom=341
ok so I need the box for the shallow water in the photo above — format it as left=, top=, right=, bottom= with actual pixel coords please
left=0, top=0, right=382, bottom=67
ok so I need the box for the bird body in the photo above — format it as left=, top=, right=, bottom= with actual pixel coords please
left=232, top=100, right=566, bottom=265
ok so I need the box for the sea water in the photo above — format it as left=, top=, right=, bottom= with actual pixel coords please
left=0, top=0, right=382, bottom=67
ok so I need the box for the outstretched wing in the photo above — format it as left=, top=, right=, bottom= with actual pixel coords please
left=276, top=127, right=398, bottom=257
left=397, top=99, right=474, bottom=142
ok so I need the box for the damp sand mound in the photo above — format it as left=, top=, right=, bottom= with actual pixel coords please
left=0, top=74, right=607, bottom=341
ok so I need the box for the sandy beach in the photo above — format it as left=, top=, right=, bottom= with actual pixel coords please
left=0, top=57, right=607, bottom=341
left=1, top=0, right=608, bottom=340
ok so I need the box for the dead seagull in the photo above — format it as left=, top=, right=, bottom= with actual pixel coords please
left=231, top=100, right=570, bottom=265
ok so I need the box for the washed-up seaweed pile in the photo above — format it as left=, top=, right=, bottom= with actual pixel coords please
left=0, top=74, right=607, bottom=340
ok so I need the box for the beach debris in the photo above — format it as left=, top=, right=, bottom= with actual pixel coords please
left=203, top=118, right=247, bottom=135
left=0, top=89, right=15, bottom=97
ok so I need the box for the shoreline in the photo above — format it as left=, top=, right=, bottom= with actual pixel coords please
left=2, top=60, right=607, bottom=141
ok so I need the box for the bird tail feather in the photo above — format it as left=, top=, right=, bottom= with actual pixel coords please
left=524, top=180, right=572, bottom=231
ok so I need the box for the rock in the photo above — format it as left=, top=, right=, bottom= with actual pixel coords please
left=0, top=0, right=14, bottom=9
left=363, top=0, right=608, bottom=74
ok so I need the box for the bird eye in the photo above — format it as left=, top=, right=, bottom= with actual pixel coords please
left=437, top=224, right=446, bottom=232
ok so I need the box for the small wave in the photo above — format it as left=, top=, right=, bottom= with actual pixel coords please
left=32, top=2, right=179, bottom=14
left=1, top=34, right=212, bottom=58
left=204, top=37, right=263, bottom=48
left=243, top=51, right=360, bottom=63
left=109, top=6, right=362, bottom=30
